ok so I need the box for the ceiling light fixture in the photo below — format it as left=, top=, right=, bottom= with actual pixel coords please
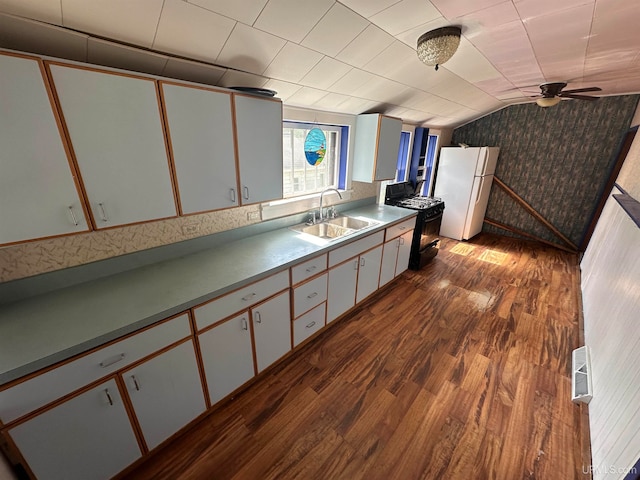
left=416, top=26, right=462, bottom=71
left=536, top=97, right=562, bottom=108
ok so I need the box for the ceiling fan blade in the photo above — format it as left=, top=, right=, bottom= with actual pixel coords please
left=562, top=87, right=602, bottom=94
left=559, top=93, right=599, bottom=101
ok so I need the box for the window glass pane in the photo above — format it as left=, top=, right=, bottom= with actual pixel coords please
left=282, top=122, right=342, bottom=198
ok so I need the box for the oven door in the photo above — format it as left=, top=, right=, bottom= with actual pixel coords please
left=419, top=211, right=442, bottom=252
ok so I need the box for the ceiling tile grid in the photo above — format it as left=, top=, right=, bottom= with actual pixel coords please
left=1, top=0, right=640, bottom=127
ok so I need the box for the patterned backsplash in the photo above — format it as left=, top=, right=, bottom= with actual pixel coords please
left=452, top=95, right=640, bottom=248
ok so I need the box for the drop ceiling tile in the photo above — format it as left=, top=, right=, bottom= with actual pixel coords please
left=362, top=40, right=416, bottom=78
left=335, top=24, right=395, bottom=68
left=0, top=0, right=62, bottom=24
left=263, top=42, right=323, bottom=82
left=216, top=22, right=286, bottom=74
left=430, top=0, right=505, bottom=20
left=299, top=56, right=352, bottom=90
left=369, top=0, right=440, bottom=36
left=153, top=0, right=235, bottom=63
left=301, top=3, right=368, bottom=57
left=61, top=0, right=164, bottom=48
left=0, top=13, right=88, bottom=61
left=217, top=69, right=269, bottom=88
left=454, top=1, right=520, bottom=37
left=329, top=68, right=376, bottom=95
left=262, top=78, right=302, bottom=100
left=442, top=38, right=503, bottom=83
left=395, top=17, right=447, bottom=47
left=358, top=76, right=414, bottom=104
left=286, top=86, right=329, bottom=106
left=313, top=92, right=352, bottom=110
left=88, top=38, right=168, bottom=75
left=514, top=0, right=594, bottom=22
left=162, top=57, right=227, bottom=86
left=338, top=0, right=401, bottom=19
left=253, top=0, right=334, bottom=43
left=331, top=96, right=379, bottom=114
left=186, top=0, right=269, bottom=25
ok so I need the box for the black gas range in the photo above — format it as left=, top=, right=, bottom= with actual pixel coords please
left=385, top=182, right=445, bottom=269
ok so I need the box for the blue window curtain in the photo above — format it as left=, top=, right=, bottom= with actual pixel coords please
left=395, top=131, right=411, bottom=182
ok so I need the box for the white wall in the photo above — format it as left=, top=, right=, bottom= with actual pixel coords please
left=581, top=105, right=640, bottom=479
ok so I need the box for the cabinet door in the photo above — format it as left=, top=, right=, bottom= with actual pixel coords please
left=8, top=379, right=141, bottom=480
left=356, top=246, right=383, bottom=303
left=198, top=313, right=255, bottom=405
left=374, top=116, right=402, bottom=181
left=0, top=53, right=89, bottom=245
left=161, top=83, right=239, bottom=214
left=395, top=230, right=413, bottom=276
left=327, top=258, right=358, bottom=323
left=251, top=290, right=291, bottom=373
left=379, top=239, right=399, bottom=287
left=234, top=94, right=283, bottom=204
left=49, top=64, right=177, bottom=228
left=123, top=340, right=206, bottom=451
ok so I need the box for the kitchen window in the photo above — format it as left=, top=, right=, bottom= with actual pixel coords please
left=282, top=122, right=347, bottom=198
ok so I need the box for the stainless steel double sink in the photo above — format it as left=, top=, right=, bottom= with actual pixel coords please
left=291, top=216, right=378, bottom=241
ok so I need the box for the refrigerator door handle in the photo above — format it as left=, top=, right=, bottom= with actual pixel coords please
left=479, top=152, right=488, bottom=176
left=474, top=176, right=485, bottom=205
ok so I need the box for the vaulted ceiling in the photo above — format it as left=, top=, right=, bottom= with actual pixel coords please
left=1, top=0, right=639, bottom=127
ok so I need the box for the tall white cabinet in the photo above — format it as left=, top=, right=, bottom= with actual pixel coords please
left=0, top=53, right=89, bottom=246
left=234, top=94, right=283, bottom=204
left=48, top=64, right=177, bottom=228
left=160, top=82, right=239, bottom=214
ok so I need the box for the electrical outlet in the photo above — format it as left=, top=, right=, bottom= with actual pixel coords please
left=182, top=223, right=200, bottom=235
left=247, top=211, right=261, bottom=221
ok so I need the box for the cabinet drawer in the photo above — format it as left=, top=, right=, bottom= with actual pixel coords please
left=0, top=314, right=191, bottom=424
left=292, top=273, right=327, bottom=318
left=385, top=217, right=416, bottom=241
left=293, top=303, right=326, bottom=347
left=291, top=254, right=327, bottom=285
left=194, top=270, right=289, bottom=330
left=328, top=231, right=384, bottom=267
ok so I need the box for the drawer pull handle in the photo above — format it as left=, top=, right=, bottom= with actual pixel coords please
left=305, top=265, right=317, bottom=273
left=241, top=317, right=248, bottom=330
left=307, top=292, right=318, bottom=299
left=242, top=292, right=257, bottom=302
left=399, top=237, right=405, bottom=245
left=68, top=206, right=79, bottom=226
left=99, top=353, right=125, bottom=368
left=398, top=226, right=406, bottom=230
left=306, top=321, right=316, bottom=329
left=105, top=389, right=113, bottom=406
left=132, top=375, right=140, bottom=391
left=255, top=311, right=262, bottom=323
left=98, top=202, right=108, bottom=222
left=360, top=257, right=366, bottom=267
left=230, top=188, right=236, bottom=203
left=243, top=186, right=250, bottom=200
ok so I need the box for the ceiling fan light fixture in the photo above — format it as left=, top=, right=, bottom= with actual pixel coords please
left=417, top=26, right=461, bottom=71
left=536, top=97, right=562, bottom=108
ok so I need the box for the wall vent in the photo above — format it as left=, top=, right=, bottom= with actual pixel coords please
left=572, top=345, right=593, bottom=404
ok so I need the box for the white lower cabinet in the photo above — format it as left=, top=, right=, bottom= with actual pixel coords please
left=355, top=246, right=383, bottom=303
left=252, top=291, right=292, bottom=373
left=379, top=230, right=413, bottom=287
left=198, top=313, right=255, bottom=405
left=8, top=378, right=141, bottom=480
left=327, top=258, right=359, bottom=323
left=123, top=339, right=206, bottom=450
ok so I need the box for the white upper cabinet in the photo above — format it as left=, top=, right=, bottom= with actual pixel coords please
left=352, top=114, right=402, bottom=182
left=49, top=64, right=177, bottom=228
left=234, top=94, right=283, bottom=205
left=160, top=82, right=239, bottom=214
left=0, top=53, right=89, bottom=245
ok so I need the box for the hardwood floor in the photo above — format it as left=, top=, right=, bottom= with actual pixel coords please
left=126, top=233, right=591, bottom=480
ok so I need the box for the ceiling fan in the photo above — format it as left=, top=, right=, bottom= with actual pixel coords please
left=535, top=82, right=602, bottom=107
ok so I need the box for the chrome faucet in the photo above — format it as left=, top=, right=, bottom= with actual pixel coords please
left=319, top=187, right=342, bottom=221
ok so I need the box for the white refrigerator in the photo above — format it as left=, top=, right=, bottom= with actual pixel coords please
left=433, top=146, right=500, bottom=241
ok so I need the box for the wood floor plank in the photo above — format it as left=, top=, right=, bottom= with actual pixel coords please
left=125, top=233, right=589, bottom=480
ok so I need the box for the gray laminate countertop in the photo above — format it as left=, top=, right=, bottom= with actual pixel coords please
left=0, top=204, right=416, bottom=385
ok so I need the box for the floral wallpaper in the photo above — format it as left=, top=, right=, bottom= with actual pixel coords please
left=452, top=95, right=640, bottom=249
